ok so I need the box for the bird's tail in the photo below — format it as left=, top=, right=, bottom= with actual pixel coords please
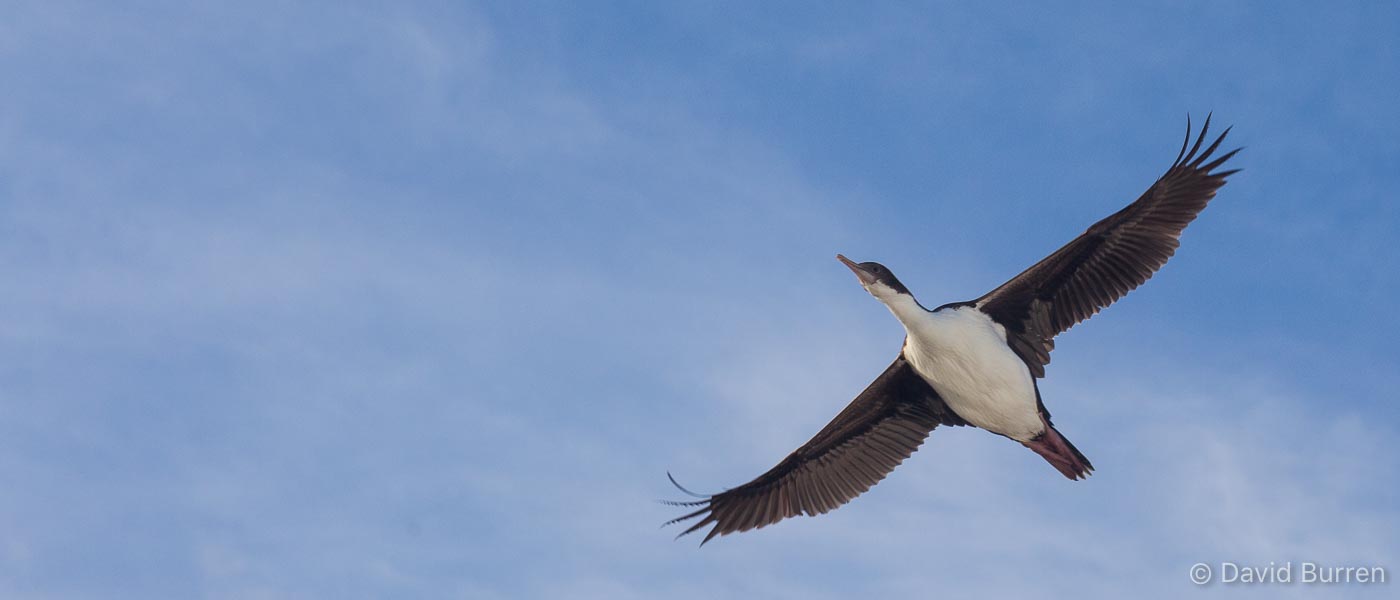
left=1023, top=418, right=1093, bottom=480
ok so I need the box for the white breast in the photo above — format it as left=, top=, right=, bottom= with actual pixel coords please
left=901, top=306, right=1044, bottom=441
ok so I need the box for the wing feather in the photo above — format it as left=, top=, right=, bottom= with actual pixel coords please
left=665, top=354, right=966, bottom=544
left=976, top=115, right=1241, bottom=377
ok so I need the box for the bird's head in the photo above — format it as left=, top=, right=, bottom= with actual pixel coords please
left=837, top=254, right=912, bottom=302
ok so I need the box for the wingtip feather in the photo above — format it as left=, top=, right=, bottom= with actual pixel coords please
left=1183, top=113, right=1212, bottom=166
left=1201, top=147, right=1243, bottom=174
left=666, top=471, right=710, bottom=499
left=1173, top=114, right=1192, bottom=167
left=1190, top=125, right=1233, bottom=168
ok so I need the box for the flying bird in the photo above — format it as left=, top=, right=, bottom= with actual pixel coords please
left=665, top=115, right=1241, bottom=544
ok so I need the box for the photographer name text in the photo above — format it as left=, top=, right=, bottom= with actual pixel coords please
left=1190, top=561, right=1386, bottom=585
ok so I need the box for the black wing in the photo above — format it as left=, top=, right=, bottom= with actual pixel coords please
left=976, top=115, right=1241, bottom=377
left=665, top=354, right=967, bottom=545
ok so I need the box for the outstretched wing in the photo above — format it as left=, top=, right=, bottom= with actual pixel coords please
left=976, top=115, right=1241, bottom=377
left=666, top=354, right=967, bottom=545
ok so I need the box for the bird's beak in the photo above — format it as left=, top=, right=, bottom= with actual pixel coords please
left=837, top=254, right=878, bottom=286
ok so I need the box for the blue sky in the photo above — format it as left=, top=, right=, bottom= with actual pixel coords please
left=2, top=2, right=1398, bottom=598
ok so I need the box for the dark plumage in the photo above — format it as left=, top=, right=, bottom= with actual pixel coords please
left=664, top=356, right=966, bottom=544
left=978, top=115, right=1240, bottom=377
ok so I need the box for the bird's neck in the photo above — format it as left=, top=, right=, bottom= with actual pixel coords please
left=880, top=293, right=928, bottom=328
